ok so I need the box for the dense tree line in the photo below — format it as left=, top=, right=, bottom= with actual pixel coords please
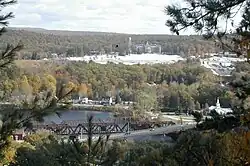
left=0, top=28, right=221, bottom=59
left=2, top=60, right=235, bottom=113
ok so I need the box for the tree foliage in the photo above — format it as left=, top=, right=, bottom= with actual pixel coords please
left=0, top=28, right=223, bottom=58
left=10, top=60, right=236, bottom=114
left=165, top=0, right=250, bottom=58
left=0, top=0, right=76, bottom=162
left=0, top=0, right=249, bottom=165
left=165, top=2, right=250, bottom=165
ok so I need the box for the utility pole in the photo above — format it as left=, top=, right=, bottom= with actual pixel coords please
left=124, top=117, right=131, bottom=134
left=128, top=118, right=130, bottom=134
left=128, top=37, right=132, bottom=55
left=81, top=127, right=83, bottom=140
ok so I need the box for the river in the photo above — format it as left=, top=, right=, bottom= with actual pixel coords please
left=43, top=110, right=114, bottom=124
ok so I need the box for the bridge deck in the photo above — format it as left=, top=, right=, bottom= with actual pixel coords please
left=29, top=120, right=176, bottom=136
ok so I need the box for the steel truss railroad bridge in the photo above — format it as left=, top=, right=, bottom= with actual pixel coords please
left=28, top=119, right=176, bottom=136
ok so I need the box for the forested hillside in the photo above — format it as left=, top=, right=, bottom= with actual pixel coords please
left=2, top=59, right=243, bottom=114
left=0, top=28, right=221, bottom=59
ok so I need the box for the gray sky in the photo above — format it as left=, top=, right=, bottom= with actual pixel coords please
left=4, top=0, right=242, bottom=34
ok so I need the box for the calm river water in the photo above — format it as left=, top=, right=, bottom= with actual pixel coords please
left=43, top=110, right=113, bottom=124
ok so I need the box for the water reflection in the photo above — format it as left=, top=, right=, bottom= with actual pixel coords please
left=43, top=110, right=113, bottom=124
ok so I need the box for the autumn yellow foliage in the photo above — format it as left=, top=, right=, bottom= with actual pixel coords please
left=0, top=146, right=16, bottom=165
left=221, top=130, right=250, bottom=166
left=78, top=83, right=88, bottom=97
left=0, top=140, right=32, bottom=165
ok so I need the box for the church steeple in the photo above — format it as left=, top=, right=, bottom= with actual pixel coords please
left=216, top=98, right=221, bottom=108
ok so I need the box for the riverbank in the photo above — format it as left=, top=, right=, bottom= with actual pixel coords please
left=71, top=104, right=128, bottom=113
left=70, top=104, right=151, bottom=120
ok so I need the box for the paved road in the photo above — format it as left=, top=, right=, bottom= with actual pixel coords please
left=110, top=123, right=195, bottom=139
left=77, top=123, right=196, bottom=141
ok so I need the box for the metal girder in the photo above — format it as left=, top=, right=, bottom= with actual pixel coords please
left=30, top=120, right=175, bottom=136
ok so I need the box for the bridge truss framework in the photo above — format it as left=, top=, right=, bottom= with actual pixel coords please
left=27, top=120, right=176, bottom=136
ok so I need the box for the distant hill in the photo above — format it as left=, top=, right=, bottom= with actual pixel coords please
left=9, top=27, right=123, bottom=36
left=10, top=27, right=47, bottom=32
left=0, top=27, right=221, bottom=59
